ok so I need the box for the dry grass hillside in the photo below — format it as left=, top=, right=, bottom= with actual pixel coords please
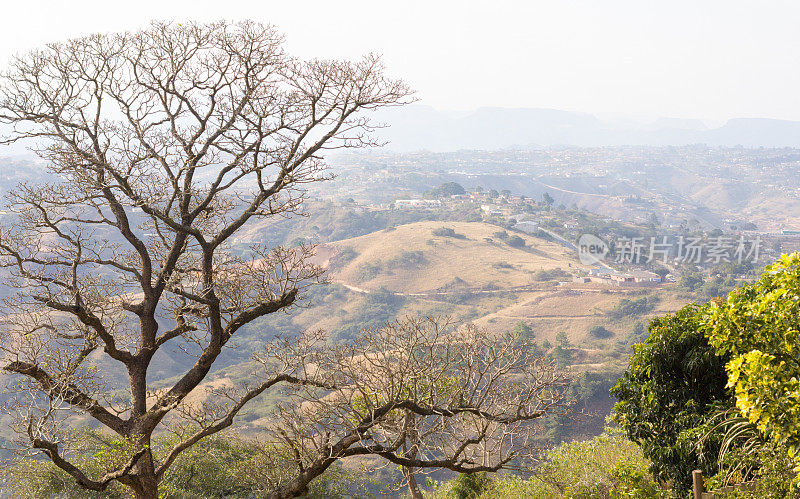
left=275, top=221, right=693, bottom=370
left=326, top=221, right=580, bottom=293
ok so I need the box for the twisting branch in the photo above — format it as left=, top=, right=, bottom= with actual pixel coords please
left=0, top=20, right=412, bottom=497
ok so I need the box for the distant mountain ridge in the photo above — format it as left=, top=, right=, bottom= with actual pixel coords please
left=372, top=105, right=800, bottom=151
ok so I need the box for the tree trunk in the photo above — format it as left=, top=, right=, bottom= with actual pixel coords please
left=403, top=412, right=422, bottom=499
left=128, top=436, right=159, bottom=499
left=132, top=474, right=158, bottom=499
left=403, top=465, right=423, bottom=499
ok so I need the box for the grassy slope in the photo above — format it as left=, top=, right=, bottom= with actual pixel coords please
left=291, top=221, right=693, bottom=366
left=328, top=221, right=577, bottom=293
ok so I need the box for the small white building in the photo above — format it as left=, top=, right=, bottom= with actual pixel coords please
left=394, top=199, right=442, bottom=209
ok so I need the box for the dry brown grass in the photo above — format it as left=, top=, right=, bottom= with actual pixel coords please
left=326, top=221, right=579, bottom=293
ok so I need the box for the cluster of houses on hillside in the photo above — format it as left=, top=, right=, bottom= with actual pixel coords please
left=573, top=268, right=664, bottom=287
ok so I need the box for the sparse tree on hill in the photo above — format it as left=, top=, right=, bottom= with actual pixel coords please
left=0, top=22, right=569, bottom=498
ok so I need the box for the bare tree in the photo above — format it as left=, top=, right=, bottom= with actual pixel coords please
left=0, top=21, right=569, bottom=498
left=175, top=318, right=569, bottom=498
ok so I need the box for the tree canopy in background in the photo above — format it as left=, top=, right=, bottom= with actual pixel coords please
left=426, top=182, right=466, bottom=198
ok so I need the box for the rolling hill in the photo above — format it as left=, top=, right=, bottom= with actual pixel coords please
left=265, top=221, right=695, bottom=362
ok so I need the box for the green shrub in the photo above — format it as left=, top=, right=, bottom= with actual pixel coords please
left=589, top=325, right=614, bottom=339
left=433, top=227, right=467, bottom=239
left=425, top=430, right=661, bottom=499
left=506, top=235, right=525, bottom=248
left=450, top=472, right=494, bottom=499
left=330, top=246, right=359, bottom=268
left=707, top=443, right=799, bottom=498
left=533, top=268, right=570, bottom=282
left=386, top=250, right=427, bottom=269
left=608, top=296, right=659, bottom=319
left=492, top=230, right=508, bottom=240
left=492, top=261, right=514, bottom=270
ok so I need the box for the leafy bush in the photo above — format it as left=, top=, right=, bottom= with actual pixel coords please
left=505, top=235, right=525, bottom=248
left=450, top=472, right=494, bottom=499
left=551, top=331, right=573, bottom=368
left=532, top=268, right=571, bottom=282
left=509, top=321, right=534, bottom=341
left=433, top=227, right=467, bottom=239
left=424, top=431, right=660, bottom=499
left=328, top=287, right=406, bottom=343
left=608, top=296, right=659, bottom=319
left=532, top=229, right=555, bottom=241
left=678, top=269, right=705, bottom=291
left=706, top=442, right=799, bottom=498
left=542, top=432, right=662, bottom=498
left=492, top=261, right=514, bottom=270
left=589, top=325, right=613, bottom=339
left=492, top=230, right=509, bottom=240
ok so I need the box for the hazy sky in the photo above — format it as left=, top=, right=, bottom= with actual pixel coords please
left=1, top=0, right=800, bottom=122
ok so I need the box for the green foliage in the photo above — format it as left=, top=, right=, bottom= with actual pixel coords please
left=678, top=269, right=705, bottom=292
left=552, top=332, right=573, bottom=368
left=432, top=227, right=467, bottom=239
left=611, top=303, right=731, bottom=494
left=707, top=443, right=800, bottom=498
left=709, top=261, right=754, bottom=278
left=427, top=182, right=466, bottom=198
left=491, top=261, right=514, bottom=270
left=538, top=429, right=662, bottom=498
left=492, top=230, right=508, bottom=240
left=449, top=472, right=494, bottom=499
left=356, top=260, right=384, bottom=281
left=424, top=431, right=660, bottom=499
left=354, top=250, right=427, bottom=282
left=570, top=371, right=619, bottom=407
left=608, top=296, right=659, bottom=320
left=532, top=229, right=555, bottom=241
left=3, top=433, right=371, bottom=499
left=705, top=253, right=800, bottom=469
left=623, top=321, right=648, bottom=346
left=386, top=250, right=428, bottom=269
left=0, top=431, right=151, bottom=498
left=509, top=321, right=535, bottom=341
left=3, top=459, right=126, bottom=498
left=589, top=325, right=614, bottom=339
left=531, top=268, right=571, bottom=282
left=505, top=235, right=525, bottom=248
left=329, top=287, right=406, bottom=342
